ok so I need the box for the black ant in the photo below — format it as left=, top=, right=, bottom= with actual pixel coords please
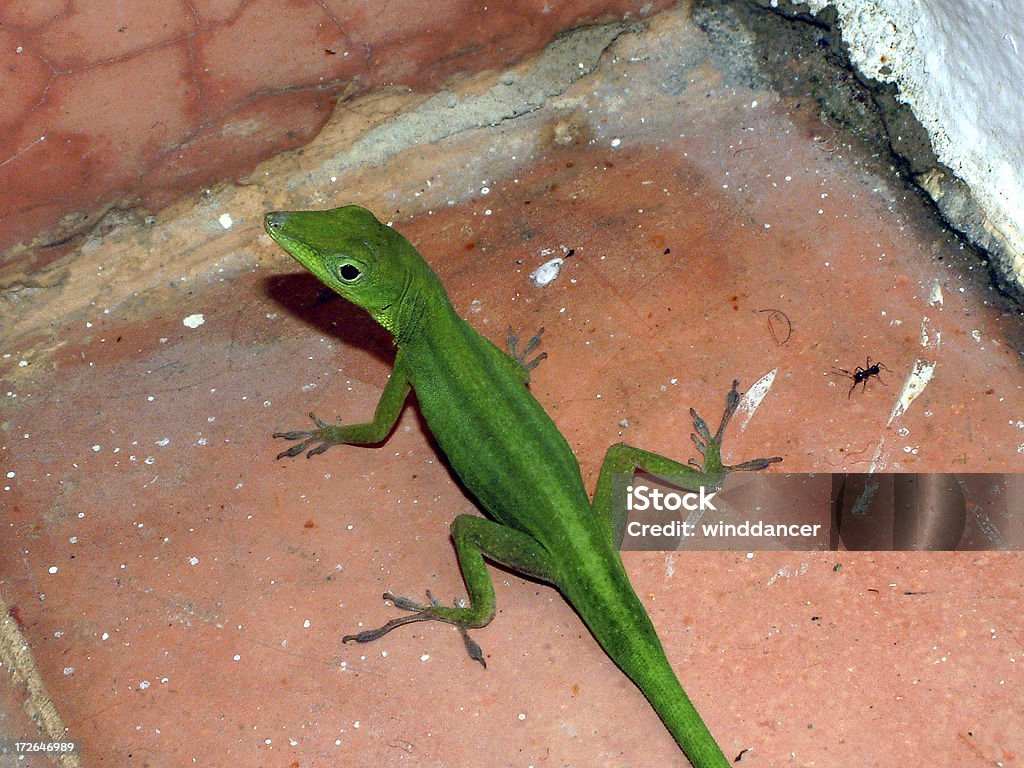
left=832, top=357, right=890, bottom=398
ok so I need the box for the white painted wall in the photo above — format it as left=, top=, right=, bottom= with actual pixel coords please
left=807, top=0, right=1024, bottom=288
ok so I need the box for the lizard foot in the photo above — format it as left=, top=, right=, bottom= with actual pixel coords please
left=688, top=380, right=783, bottom=474
left=273, top=412, right=338, bottom=459
left=507, top=325, right=548, bottom=373
left=342, top=591, right=486, bottom=667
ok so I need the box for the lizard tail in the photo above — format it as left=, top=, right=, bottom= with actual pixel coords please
left=569, top=581, right=732, bottom=768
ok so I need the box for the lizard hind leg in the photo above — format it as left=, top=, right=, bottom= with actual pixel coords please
left=342, top=591, right=487, bottom=665
left=342, top=514, right=555, bottom=668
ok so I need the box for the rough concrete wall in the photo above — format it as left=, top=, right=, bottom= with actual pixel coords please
left=801, top=0, right=1024, bottom=298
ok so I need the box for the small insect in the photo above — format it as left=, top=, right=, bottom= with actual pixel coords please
left=833, top=357, right=890, bottom=398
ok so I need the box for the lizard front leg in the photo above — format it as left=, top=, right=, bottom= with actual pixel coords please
left=591, top=380, right=782, bottom=547
left=274, top=353, right=411, bottom=458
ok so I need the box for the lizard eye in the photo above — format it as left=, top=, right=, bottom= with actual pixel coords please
left=336, top=262, right=362, bottom=283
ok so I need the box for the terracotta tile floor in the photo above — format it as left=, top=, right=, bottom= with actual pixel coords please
left=2, top=8, right=1022, bottom=768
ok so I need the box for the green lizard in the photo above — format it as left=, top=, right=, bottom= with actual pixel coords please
left=264, top=205, right=781, bottom=767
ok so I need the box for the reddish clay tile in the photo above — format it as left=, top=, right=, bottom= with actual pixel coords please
left=0, top=28, right=51, bottom=133
left=189, top=0, right=249, bottom=25
left=192, top=0, right=359, bottom=117
left=139, top=89, right=339, bottom=210
left=0, top=43, right=198, bottom=245
left=332, top=0, right=672, bottom=88
left=0, top=0, right=65, bottom=28
left=35, top=0, right=195, bottom=69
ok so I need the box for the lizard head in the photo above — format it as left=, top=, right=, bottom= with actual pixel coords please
left=264, top=205, right=439, bottom=335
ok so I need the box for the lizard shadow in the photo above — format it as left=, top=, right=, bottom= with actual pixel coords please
left=263, top=270, right=441, bottom=454
left=264, top=272, right=394, bottom=368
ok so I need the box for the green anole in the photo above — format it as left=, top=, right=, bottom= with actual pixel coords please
left=264, top=205, right=781, bottom=767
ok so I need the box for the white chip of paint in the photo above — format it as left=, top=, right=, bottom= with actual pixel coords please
left=888, top=359, right=937, bottom=427
left=530, top=258, right=564, bottom=286
left=737, top=369, right=777, bottom=430
left=183, top=314, right=205, bottom=329
left=218, top=213, right=233, bottom=229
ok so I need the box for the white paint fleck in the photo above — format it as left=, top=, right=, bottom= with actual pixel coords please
left=218, top=213, right=233, bottom=229
left=887, top=359, right=937, bottom=427
left=530, top=258, right=563, bottom=286
left=737, top=369, right=777, bottom=430
left=183, top=314, right=205, bottom=329
left=48, top=565, right=58, bottom=574
left=919, top=316, right=941, bottom=348
left=766, top=562, right=808, bottom=586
